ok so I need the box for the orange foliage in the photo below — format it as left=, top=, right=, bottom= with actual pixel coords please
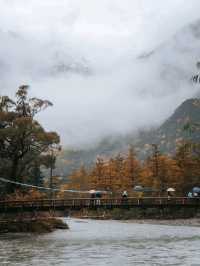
left=6, top=188, right=45, bottom=201
left=58, top=143, right=200, bottom=198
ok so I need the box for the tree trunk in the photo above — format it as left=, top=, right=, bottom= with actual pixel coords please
left=7, top=157, right=19, bottom=194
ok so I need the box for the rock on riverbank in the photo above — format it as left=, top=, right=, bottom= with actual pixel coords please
left=0, top=218, right=69, bottom=233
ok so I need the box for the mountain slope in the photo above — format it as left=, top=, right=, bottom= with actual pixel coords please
left=57, top=98, right=200, bottom=176
left=134, top=98, right=200, bottom=157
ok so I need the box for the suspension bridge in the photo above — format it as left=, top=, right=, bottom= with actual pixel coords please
left=0, top=177, right=199, bottom=214
left=0, top=197, right=200, bottom=213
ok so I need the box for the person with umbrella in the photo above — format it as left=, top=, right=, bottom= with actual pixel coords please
left=167, top=188, right=175, bottom=200
left=89, top=189, right=96, bottom=206
left=89, top=189, right=103, bottom=206
left=192, top=187, right=200, bottom=196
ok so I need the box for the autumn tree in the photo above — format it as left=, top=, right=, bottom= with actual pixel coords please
left=124, top=146, right=141, bottom=188
left=139, top=160, right=154, bottom=188
left=0, top=85, right=60, bottom=194
left=58, top=165, right=89, bottom=199
left=175, top=142, right=200, bottom=193
left=90, top=157, right=106, bottom=190
left=142, top=144, right=183, bottom=195
left=156, top=155, right=182, bottom=193
left=70, top=165, right=88, bottom=191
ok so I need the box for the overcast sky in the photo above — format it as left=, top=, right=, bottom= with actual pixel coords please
left=1, top=0, right=200, bottom=147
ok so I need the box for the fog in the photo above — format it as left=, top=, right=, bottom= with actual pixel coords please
left=0, top=0, right=200, bottom=147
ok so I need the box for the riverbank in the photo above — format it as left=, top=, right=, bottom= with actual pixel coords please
left=0, top=218, right=69, bottom=234
left=71, top=206, right=200, bottom=221
left=124, top=218, right=200, bottom=227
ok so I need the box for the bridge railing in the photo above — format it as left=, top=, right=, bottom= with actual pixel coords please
left=0, top=197, right=199, bottom=209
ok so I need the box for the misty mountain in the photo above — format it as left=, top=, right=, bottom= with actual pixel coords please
left=56, top=98, right=200, bottom=176
left=1, top=16, right=200, bottom=147
left=0, top=30, right=91, bottom=82
left=134, top=98, right=200, bottom=157
left=54, top=17, right=200, bottom=146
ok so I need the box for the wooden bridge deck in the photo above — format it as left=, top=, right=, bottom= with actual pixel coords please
left=0, top=197, right=199, bottom=213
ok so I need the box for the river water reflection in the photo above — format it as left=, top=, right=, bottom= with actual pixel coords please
left=0, top=218, right=200, bottom=265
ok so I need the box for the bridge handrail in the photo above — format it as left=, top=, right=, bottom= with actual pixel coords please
left=0, top=196, right=199, bottom=206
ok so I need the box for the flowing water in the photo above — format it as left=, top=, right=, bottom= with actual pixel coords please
left=0, top=218, right=200, bottom=266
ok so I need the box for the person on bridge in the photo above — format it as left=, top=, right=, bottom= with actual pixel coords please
left=122, top=191, right=128, bottom=198
left=95, top=192, right=102, bottom=205
left=167, top=188, right=175, bottom=200
left=121, top=190, right=128, bottom=205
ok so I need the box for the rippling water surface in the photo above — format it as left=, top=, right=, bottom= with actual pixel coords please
left=0, top=218, right=200, bottom=265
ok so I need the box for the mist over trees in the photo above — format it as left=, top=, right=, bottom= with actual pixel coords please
left=59, top=143, right=200, bottom=197
left=1, top=86, right=200, bottom=199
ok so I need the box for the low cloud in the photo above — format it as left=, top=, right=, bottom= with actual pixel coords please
left=0, top=0, right=200, bottom=147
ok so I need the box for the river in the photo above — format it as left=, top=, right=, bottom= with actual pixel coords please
left=0, top=218, right=200, bottom=265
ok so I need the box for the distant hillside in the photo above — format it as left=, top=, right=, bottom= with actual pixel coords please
left=56, top=98, right=200, bottom=176
left=134, top=98, right=200, bottom=157
left=56, top=137, right=127, bottom=177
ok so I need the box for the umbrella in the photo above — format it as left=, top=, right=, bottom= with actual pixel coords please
left=133, top=186, right=158, bottom=192
left=89, top=189, right=112, bottom=194
left=133, top=185, right=143, bottom=192
left=167, top=188, right=175, bottom=192
left=89, top=189, right=96, bottom=194
left=192, top=187, right=200, bottom=193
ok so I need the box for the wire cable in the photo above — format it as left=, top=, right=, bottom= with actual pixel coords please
left=0, top=177, right=110, bottom=194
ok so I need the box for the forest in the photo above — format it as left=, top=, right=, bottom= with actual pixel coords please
left=0, top=86, right=200, bottom=200
left=59, top=142, right=200, bottom=198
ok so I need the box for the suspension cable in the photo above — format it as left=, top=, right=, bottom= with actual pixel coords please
left=0, top=177, right=110, bottom=194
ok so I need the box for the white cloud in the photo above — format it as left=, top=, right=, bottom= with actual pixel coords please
left=0, top=0, right=200, bottom=147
